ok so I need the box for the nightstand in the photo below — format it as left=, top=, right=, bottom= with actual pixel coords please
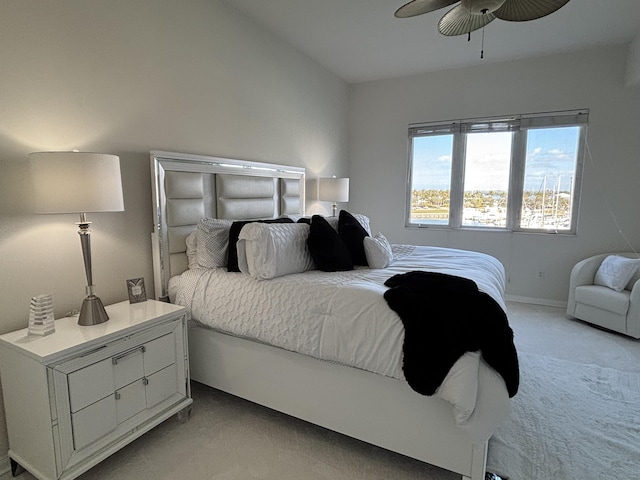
left=0, top=300, right=192, bottom=480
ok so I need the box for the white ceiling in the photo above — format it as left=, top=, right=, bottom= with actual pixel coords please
left=223, top=0, right=640, bottom=84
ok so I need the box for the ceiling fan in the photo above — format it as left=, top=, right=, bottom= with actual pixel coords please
left=395, top=0, right=571, bottom=36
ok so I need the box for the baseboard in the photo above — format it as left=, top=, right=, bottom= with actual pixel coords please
left=0, top=454, right=10, bottom=479
left=505, top=295, right=567, bottom=309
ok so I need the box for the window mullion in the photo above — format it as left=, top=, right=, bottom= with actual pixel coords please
left=508, top=130, right=527, bottom=230
left=405, top=137, right=416, bottom=227
left=569, top=126, right=587, bottom=234
left=449, top=133, right=466, bottom=228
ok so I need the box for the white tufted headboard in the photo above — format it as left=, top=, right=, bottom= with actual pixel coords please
left=150, top=151, right=305, bottom=300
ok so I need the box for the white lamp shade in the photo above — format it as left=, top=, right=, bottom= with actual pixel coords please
left=318, top=177, right=349, bottom=203
left=30, top=152, right=124, bottom=214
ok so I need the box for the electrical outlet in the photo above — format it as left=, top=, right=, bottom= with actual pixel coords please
left=537, top=271, right=545, bottom=278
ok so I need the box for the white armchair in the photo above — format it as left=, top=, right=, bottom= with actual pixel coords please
left=567, top=253, right=640, bottom=339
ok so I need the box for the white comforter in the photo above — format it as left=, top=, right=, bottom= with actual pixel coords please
left=172, top=245, right=508, bottom=435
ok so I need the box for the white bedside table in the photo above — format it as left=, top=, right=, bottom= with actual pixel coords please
left=0, top=300, right=192, bottom=480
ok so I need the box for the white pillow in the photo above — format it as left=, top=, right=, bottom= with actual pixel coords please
left=195, top=218, right=233, bottom=269
left=363, top=232, right=393, bottom=269
left=594, top=255, right=640, bottom=292
left=352, top=213, right=372, bottom=236
left=185, top=231, right=198, bottom=269
left=435, top=351, right=480, bottom=424
left=237, top=223, right=314, bottom=280
left=326, top=213, right=372, bottom=235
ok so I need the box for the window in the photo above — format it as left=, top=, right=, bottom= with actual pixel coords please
left=406, top=110, right=588, bottom=233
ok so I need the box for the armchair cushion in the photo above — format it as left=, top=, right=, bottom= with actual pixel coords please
left=575, top=285, right=630, bottom=316
left=594, top=255, right=640, bottom=292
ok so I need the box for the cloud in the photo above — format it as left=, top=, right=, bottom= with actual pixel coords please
left=547, top=148, right=570, bottom=159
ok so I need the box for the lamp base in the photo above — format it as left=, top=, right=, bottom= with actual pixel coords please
left=78, top=295, right=109, bottom=326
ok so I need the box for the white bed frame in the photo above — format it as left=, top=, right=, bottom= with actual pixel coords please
left=150, top=150, right=488, bottom=480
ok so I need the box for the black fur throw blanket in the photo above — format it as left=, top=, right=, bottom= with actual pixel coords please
left=383, top=271, right=519, bottom=398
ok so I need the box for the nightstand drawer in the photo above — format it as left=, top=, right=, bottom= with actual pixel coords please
left=116, top=379, right=147, bottom=423
left=67, top=334, right=171, bottom=413
left=68, top=358, right=115, bottom=413
left=146, top=363, right=178, bottom=407
left=67, top=345, right=147, bottom=412
left=71, top=394, right=117, bottom=450
left=143, top=333, right=175, bottom=375
left=113, top=345, right=145, bottom=389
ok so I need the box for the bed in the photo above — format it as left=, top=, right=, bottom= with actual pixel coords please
left=150, top=150, right=514, bottom=480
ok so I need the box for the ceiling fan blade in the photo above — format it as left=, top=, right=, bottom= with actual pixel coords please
left=394, top=0, right=459, bottom=18
left=438, top=4, right=496, bottom=36
left=494, top=0, right=571, bottom=22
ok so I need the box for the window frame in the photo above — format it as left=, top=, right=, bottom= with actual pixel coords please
left=405, top=110, right=588, bottom=234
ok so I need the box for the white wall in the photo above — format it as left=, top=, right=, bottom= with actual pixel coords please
left=626, top=34, right=640, bottom=87
left=349, top=45, right=640, bottom=305
left=0, top=0, right=348, bottom=467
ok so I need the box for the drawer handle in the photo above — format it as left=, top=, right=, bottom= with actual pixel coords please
left=112, top=345, right=146, bottom=365
left=143, top=377, right=149, bottom=386
left=115, top=391, right=121, bottom=400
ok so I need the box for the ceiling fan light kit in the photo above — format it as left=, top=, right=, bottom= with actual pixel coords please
left=461, top=0, right=506, bottom=16
left=395, top=0, right=571, bottom=36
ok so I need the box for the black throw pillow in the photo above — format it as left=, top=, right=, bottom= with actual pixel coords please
left=227, top=217, right=293, bottom=272
left=307, top=215, right=353, bottom=272
left=338, top=210, right=369, bottom=266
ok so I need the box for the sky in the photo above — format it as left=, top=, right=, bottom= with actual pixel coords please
left=411, top=126, right=581, bottom=192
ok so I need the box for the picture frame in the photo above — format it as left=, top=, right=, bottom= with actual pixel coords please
left=126, top=277, right=147, bottom=304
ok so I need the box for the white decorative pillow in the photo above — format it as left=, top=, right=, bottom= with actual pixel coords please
left=435, top=351, right=480, bottom=424
left=195, top=218, right=233, bottom=269
left=594, top=255, right=640, bottom=292
left=352, top=213, right=372, bottom=236
left=185, top=231, right=198, bottom=269
left=325, top=213, right=372, bottom=235
left=363, top=232, right=393, bottom=269
left=237, top=223, right=314, bottom=280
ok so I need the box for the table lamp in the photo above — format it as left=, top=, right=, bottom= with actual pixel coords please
left=29, top=151, right=124, bottom=326
left=318, top=177, right=349, bottom=217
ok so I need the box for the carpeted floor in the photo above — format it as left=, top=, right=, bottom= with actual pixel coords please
left=487, top=302, right=640, bottom=480
left=487, top=352, right=640, bottom=479
left=4, top=302, right=639, bottom=480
